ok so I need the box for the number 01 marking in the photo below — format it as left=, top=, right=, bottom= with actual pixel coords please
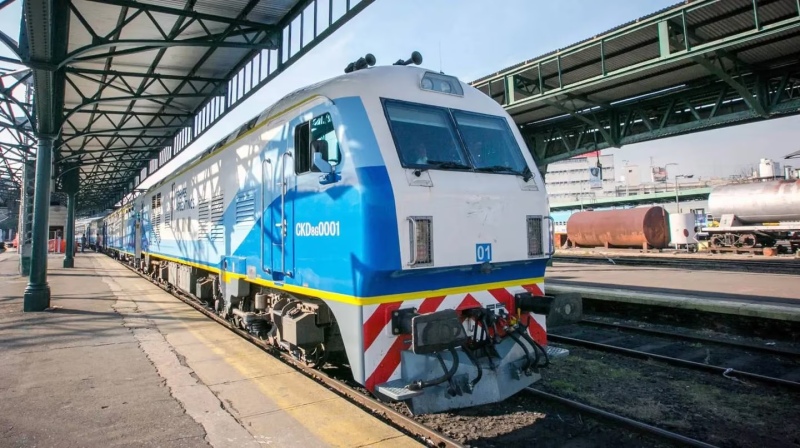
left=476, top=243, right=492, bottom=262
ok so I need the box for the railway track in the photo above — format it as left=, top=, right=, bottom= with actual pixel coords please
left=113, top=254, right=780, bottom=447
left=550, top=320, right=800, bottom=390
left=554, top=254, right=800, bottom=275
left=525, top=388, right=717, bottom=448
left=118, top=259, right=462, bottom=448
left=580, top=318, right=800, bottom=358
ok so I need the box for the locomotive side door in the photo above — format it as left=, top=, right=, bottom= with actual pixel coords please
left=260, top=121, right=290, bottom=280
left=273, top=145, right=296, bottom=281
left=134, top=203, right=142, bottom=263
left=271, top=119, right=307, bottom=281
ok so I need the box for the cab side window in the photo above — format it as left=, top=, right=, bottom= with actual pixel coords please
left=294, top=112, right=341, bottom=174
left=294, top=121, right=311, bottom=173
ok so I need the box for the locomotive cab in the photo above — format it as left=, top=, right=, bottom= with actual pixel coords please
left=341, top=65, right=578, bottom=414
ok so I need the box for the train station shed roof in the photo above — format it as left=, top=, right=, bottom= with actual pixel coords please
left=3, top=0, right=372, bottom=214
left=471, top=0, right=800, bottom=167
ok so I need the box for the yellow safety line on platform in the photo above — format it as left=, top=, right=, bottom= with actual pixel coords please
left=142, top=251, right=545, bottom=306
left=168, top=308, right=415, bottom=447
left=101, top=254, right=412, bottom=447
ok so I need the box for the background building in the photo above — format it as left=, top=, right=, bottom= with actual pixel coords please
left=545, top=152, right=616, bottom=206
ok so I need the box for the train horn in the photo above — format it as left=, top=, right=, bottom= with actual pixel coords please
left=393, top=51, right=423, bottom=66
left=344, top=53, right=376, bottom=73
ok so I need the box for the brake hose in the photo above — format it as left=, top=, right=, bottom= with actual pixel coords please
left=519, top=317, right=551, bottom=368
left=530, top=334, right=550, bottom=368
left=407, top=347, right=460, bottom=391
left=462, top=348, right=483, bottom=388
left=507, top=330, right=533, bottom=372
left=514, top=324, right=539, bottom=367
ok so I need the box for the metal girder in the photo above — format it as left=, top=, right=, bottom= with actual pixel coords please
left=476, top=1, right=800, bottom=112
left=692, top=53, right=768, bottom=117
left=120, top=0, right=377, bottom=206
left=523, top=64, right=800, bottom=165
left=12, top=0, right=375, bottom=213
left=472, top=0, right=800, bottom=166
left=86, top=0, right=284, bottom=29
left=17, top=0, right=374, bottom=214
left=662, top=17, right=770, bottom=118
left=0, top=65, right=35, bottom=225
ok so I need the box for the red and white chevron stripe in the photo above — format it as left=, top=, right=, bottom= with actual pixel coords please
left=362, top=282, right=546, bottom=391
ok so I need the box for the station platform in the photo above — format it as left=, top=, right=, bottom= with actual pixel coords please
left=0, top=252, right=419, bottom=447
left=547, top=261, right=800, bottom=322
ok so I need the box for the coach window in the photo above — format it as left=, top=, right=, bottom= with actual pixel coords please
left=294, top=112, right=341, bottom=174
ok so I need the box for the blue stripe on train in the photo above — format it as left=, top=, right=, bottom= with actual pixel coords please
left=137, top=94, right=549, bottom=299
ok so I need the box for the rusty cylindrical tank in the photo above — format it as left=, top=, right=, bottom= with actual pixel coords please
left=566, top=206, right=670, bottom=249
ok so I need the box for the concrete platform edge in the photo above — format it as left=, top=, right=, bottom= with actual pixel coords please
left=548, top=285, right=800, bottom=322
left=101, top=273, right=260, bottom=448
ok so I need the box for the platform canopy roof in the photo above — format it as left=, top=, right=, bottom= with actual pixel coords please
left=0, top=0, right=372, bottom=214
left=471, top=0, right=800, bottom=167
left=0, top=65, right=32, bottom=215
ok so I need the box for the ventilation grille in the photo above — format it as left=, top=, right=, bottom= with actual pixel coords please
left=164, top=207, right=171, bottom=228
left=198, top=198, right=210, bottom=239
left=210, top=194, right=225, bottom=240
left=236, top=190, right=256, bottom=224
left=151, top=193, right=162, bottom=243
left=408, top=216, right=433, bottom=267
left=527, top=216, right=543, bottom=257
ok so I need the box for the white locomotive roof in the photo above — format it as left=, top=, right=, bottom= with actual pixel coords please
left=148, top=64, right=501, bottom=191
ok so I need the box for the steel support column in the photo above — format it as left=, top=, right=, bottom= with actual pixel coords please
left=63, top=192, right=75, bottom=268
left=61, top=164, right=80, bottom=268
left=18, top=157, right=34, bottom=276
left=23, top=135, right=54, bottom=312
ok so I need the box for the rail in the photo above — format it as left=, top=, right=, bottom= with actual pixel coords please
left=549, top=326, right=800, bottom=390
left=525, top=388, right=718, bottom=448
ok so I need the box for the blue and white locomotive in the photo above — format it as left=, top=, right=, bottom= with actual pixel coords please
left=104, top=53, right=572, bottom=414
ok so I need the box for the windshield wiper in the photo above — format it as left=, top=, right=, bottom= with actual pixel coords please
left=475, top=165, right=519, bottom=174
left=426, top=160, right=471, bottom=170
left=522, top=166, right=533, bottom=182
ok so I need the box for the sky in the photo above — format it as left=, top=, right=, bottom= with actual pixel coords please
left=1, top=0, right=799, bottom=192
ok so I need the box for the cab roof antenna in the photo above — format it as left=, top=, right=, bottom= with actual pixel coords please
left=393, top=51, right=423, bottom=66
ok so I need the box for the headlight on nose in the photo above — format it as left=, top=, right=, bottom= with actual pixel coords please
left=407, top=216, right=433, bottom=266
left=527, top=216, right=544, bottom=257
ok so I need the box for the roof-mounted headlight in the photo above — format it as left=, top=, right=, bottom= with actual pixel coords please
left=419, top=72, right=463, bottom=96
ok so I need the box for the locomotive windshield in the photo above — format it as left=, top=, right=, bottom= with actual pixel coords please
left=382, top=99, right=529, bottom=176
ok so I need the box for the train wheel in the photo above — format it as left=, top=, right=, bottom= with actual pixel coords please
left=737, top=234, right=757, bottom=248
left=304, top=343, right=329, bottom=369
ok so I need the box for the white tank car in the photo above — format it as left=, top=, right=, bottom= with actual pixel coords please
left=706, top=180, right=800, bottom=251
left=708, top=180, right=800, bottom=223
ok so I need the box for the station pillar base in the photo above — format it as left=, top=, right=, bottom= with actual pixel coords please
left=63, top=258, right=74, bottom=268
left=23, top=284, right=51, bottom=312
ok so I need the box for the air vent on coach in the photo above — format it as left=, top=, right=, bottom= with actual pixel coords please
left=527, top=216, right=544, bottom=257
left=408, top=216, right=433, bottom=267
